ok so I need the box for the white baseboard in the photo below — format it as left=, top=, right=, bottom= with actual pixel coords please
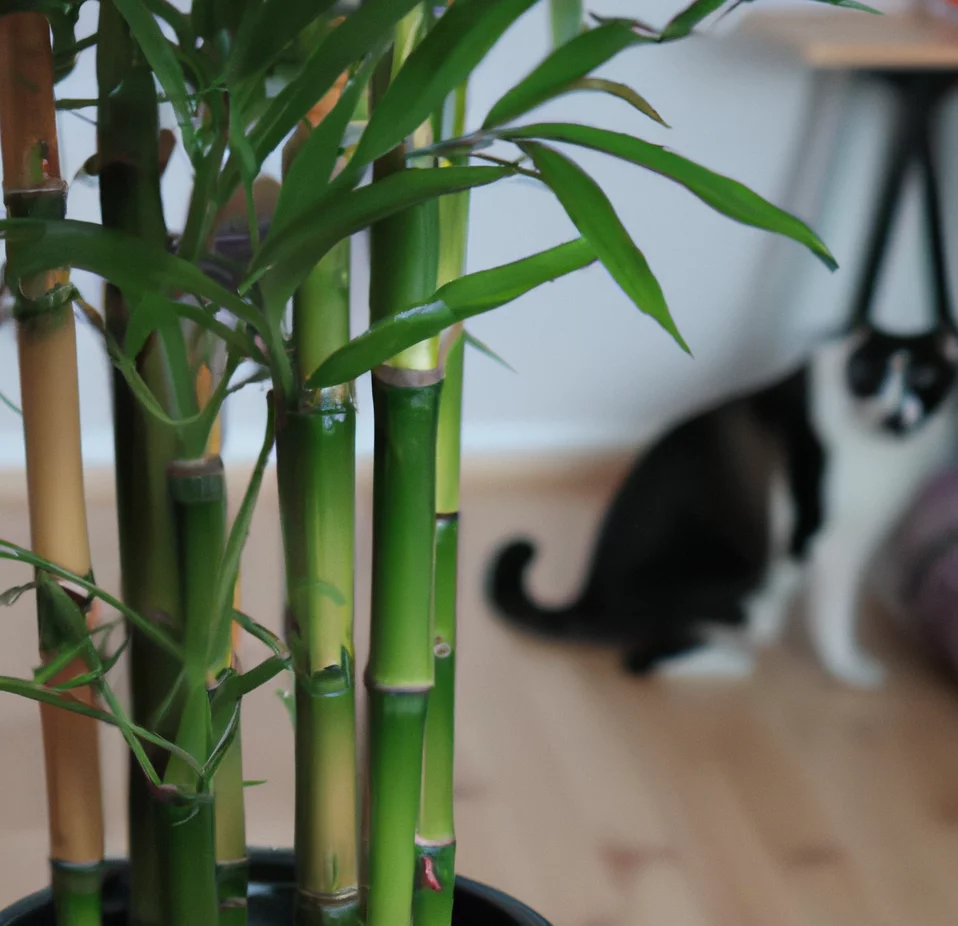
left=0, top=421, right=641, bottom=471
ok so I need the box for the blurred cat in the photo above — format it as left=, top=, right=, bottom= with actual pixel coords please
left=487, top=324, right=958, bottom=688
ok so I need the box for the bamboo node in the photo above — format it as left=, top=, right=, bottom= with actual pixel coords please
left=362, top=666, right=432, bottom=694
left=167, top=455, right=226, bottom=503
left=296, top=886, right=359, bottom=906
left=2, top=179, right=67, bottom=219
left=13, top=279, right=74, bottom=323
left=372, top=364, right=443, bottom=388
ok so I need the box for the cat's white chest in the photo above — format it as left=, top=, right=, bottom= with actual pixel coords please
left=809, top=338, right=958, bottom=531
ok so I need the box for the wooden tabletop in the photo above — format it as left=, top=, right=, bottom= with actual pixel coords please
left=739, top=9, right=958, bottom=70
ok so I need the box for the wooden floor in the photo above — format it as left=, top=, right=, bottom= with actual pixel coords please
left=3, top=456, right=958, bottom=925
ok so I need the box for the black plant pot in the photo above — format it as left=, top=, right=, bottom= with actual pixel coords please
left=0, top=850, right=550, bottom=926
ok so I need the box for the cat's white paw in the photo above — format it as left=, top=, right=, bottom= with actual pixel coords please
left=823, top=651, right=887, bottom=689
left=657, top=641, right=754, bottom=679
left=747, top=602, right=789, bottom=646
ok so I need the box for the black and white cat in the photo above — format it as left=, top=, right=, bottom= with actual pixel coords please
left=487, top=90, right=958, bottom=688
left=487, top=327, right=958, bottom=688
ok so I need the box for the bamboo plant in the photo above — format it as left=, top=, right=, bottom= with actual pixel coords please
left=0, top=0, right=861, bottom=925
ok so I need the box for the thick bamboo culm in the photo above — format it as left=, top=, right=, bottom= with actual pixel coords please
left=95, top=4, right=180, bottom=922
left=0, top=12, right=105, bottom=925
left=365, top=36, right=443, bottom=913
left=280, top=67, right=360, bottom=926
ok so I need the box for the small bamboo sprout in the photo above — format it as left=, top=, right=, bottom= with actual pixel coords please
left=278, top=71, right=361, bottom=926
left=0, top=12, right=105, bottom=926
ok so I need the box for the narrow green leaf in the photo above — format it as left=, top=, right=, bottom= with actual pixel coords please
left=0, top=390, right=20, bottom=416
left=482, top=21, right=654, bottom=129
left=550, top=0, right=583, bottom=46
left=0, top=581, right=34, bottom=606
left=308, top=237, right=595, bottom=387
left=207, top=400, right=275, bottom=668
left=269, top=59, right=374, bottom=240
left=353, top=0, right=537, bottom=168
left=133, top=298, right=198, bottom=424
left=0, top=542, right=181, bottom=659
left=566, top=78, right=668, bottom=127
left=505, top=123, right=836, bottom=269
left=234, top=609, right=290, bottom=659
left=464, top=329, right=516, bottom=373
left=246, top=0, right=421, bottom=168
left=247, top=165, right=512, bottom=318
left=226, top=0, right=337, bottom=82
left=519, top=141, right=687, bottom=350
left=33, top=637, right=90, bottom=685
left=0, top=220, right=261, bottom=330
left=111, top=0, right=197, bottom=155
left=126, top=293, right=264, bottom=364
left=659, top=0, right=727, bottom=41
left=0, top=673, right=199, bottom=779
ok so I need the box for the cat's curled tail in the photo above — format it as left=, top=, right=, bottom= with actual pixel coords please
left=487, top=539, right=589, bottom=636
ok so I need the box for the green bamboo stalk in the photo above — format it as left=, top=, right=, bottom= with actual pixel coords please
left=96, top=6, right=181, bottom=925
left=362, top=18, right=445, bottom=920
left=278, top=395, right=360, bottom=926
left=163, top=457, right=226, bottom=926
left=0, top=15, right=105, bottom=925
left=365, top=371, right=441, bottom=926
left=279, top=67, right=361, bottom=923
left=51, top=866, right=102, bottom=926
left=214, top=720, right=248, bottom=926
left=413, top=177, right=469, bottom=926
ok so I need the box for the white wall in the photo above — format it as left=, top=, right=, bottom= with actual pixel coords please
left=2, top=0, right=954, bottom=467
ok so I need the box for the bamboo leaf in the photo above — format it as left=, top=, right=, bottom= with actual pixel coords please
left=51, top=633, right=129, bottom=690
left=550, top=0, right=583, bottom=46
left=247, top=165, right=512, bottom=318
left=206, top=655, right=288, bottom=778
left=464, top=329, right=516, bottom=373
left=111, top=0, right=198, bottom=156
left=565, top=78, right=668, bottom=127
left=0, top=541, right=182, bottom=659
left=660, top=0, right=877, bottom=40
left=0, top=581, right=36, bottom=606
left=353, top=0, right=538, bottom=168
left=307, top=237, right=595, bottom=387
left=482, top=21, right=654, bottom=129
left=126, top=293, right=264, bottom=364
left=234, top=609, right=290, bottom=659
left=505, top=123, right=836, bottom=269
left=208, top=400, right=275, bottom=668
left=245, top=0, right=421, bottom=169
left=0, top=673, right=193, bottom=773
left=519, top=141, right=687, bottom=350
left=269, top=59, right=374, bottom=240
left=0, top=390, right=20, bottom=416
left=36, top=573, right=187, bottom=788
left=226, top=0, right=336, bottom=82
left=658, top=0, right=727, bottom=40
left=0, top=220, right=262, bottom=331
left=33, top=637, right=90, bottom=685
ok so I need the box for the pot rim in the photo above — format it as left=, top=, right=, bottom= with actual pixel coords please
left=0, top=849, right=550, bottom=926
